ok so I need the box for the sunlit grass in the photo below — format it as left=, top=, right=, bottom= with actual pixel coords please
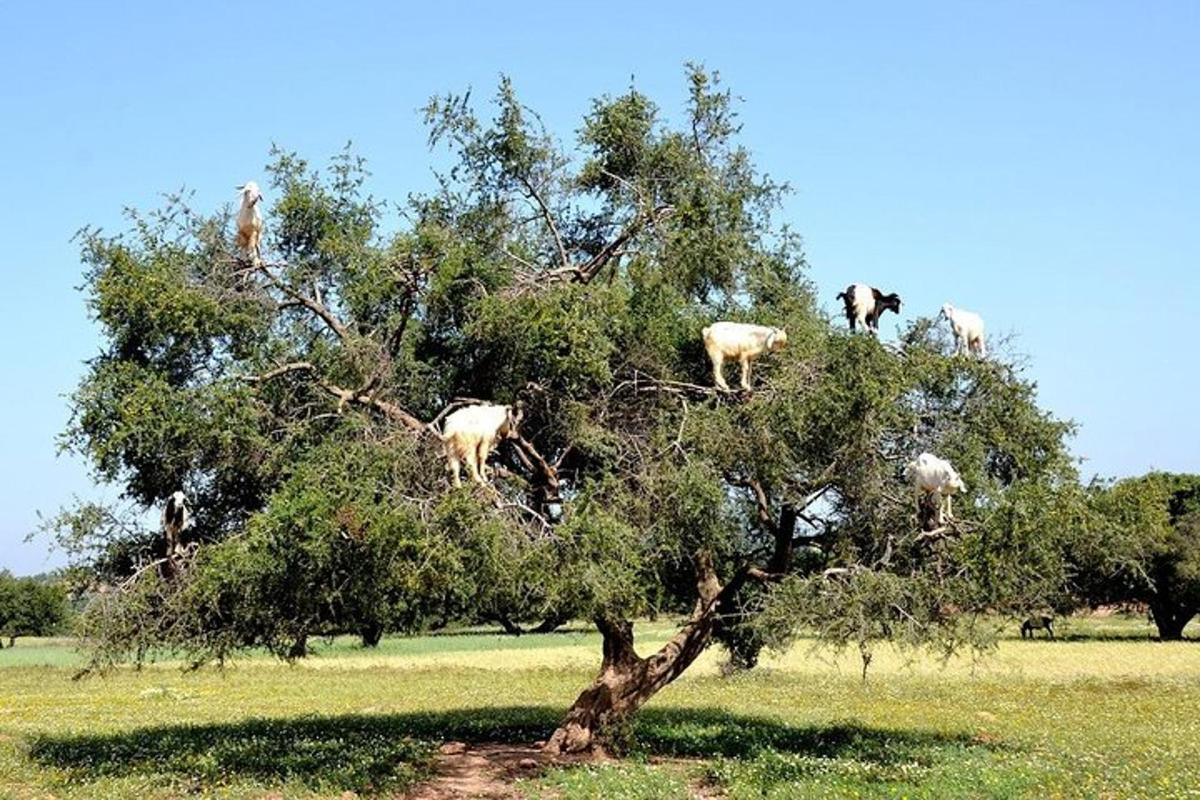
left=1, top=614, right=1198, bottom=798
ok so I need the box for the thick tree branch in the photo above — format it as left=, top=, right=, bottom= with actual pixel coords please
left=770, top=504, right=798, bottom=574
left=315, top=382, right=428, bottom=434
left=575, top=204, right=673, bottom=283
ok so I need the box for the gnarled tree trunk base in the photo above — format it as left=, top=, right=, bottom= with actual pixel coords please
left=1151, top=601, right=1196, bottom=641
left=546, top=611, right=719, bottom=754
left=546, top=551, right=747, bottom=754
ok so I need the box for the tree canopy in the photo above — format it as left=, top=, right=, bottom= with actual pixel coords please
left=54, top=67, right=1083, bottom=752
left=0, top=573, right=70, bottom=646
left=1072, top=473, right=1200, bottom=640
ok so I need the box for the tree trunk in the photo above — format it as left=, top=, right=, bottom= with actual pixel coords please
left=532, top=611, right=571, bottom=634
left=360, top=621, right=384, bottom=648
left=494, top=614, right=524, bottom=636
left=287, top=634, right=308, bottom=658
left=1150, top=601, right=1195, bottom=641
left=546, top=552, right=735, bottom=754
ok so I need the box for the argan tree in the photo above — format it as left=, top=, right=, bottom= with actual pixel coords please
left=1073, top=473, right=1200, bottom=640
left=0, top=573, right=70, bottom=647
left=56, top=67, right=1078, bottom=753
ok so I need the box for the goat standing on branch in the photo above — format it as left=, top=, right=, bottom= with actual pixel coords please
left=161, top=490, right=191, bottom=557
left=439, top=403, right=524, bottom=487
left=702, top=322, right=787, bottom=391
left=904, top=452, right=965, bottom=530
left=941, top=303, right=986, bottom=358
left=836, top=283, right=902, bottom=334
left=235, top=181, right=264, bottom=264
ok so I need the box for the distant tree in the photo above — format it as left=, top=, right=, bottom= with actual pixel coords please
left=52, top=67, right=1079, bottom=752
left=0, top=573, right=70, bottom=647
left=1073, top=473, right=1200, bottom=640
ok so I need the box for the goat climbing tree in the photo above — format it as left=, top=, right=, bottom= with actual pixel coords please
left=57, top=67, right=1081, bottom=752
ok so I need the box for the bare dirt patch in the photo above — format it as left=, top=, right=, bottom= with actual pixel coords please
left=403, top=742, right=602, bottom=799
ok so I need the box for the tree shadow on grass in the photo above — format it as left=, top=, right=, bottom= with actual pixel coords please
left=28, top=706, right=995, bottom=795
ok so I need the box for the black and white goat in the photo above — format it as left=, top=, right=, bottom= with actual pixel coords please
left=836, top=284, right=902, bottom=334
left=162, top=490, right=191, bottom=557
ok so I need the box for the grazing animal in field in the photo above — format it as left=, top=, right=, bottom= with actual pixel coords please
left=836, top=283, right=902, bottom=334
left=1021, top=614, right=1055, bottom=640
left=904, top=452, right=966, bottom=529
left=440, top=403, right=524, bottom=487
left=162, top=490, right=191, bottom=557
left=941, top=303, right=986, bottom=357
left=235, top=181, right=264, bottom=263
left=701, top=322, right=788, bottom=391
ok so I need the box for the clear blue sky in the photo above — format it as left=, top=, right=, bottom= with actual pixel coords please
left=1, top=1, right=1197, bottom=574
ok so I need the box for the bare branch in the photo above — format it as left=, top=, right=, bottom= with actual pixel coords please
left=746, top=567, right=785, bottom=583
left=255, top=263, right=350, bottom=340
left=748, top=479, right=773, bottom=530
left=317, top=381, right=428, bottom=434
left=246, top=361, right=428, bottom=435
left=241, top=361, right=316, bottom=383
left=575, top=204, right=673, bottom=283
left=515, top=173, right=571, bottom=271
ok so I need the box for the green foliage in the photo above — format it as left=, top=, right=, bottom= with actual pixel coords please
left=54, top=68, right=1082, bottom=682
left=0, top=573, right=70, bottom=645
left=1074, top=473, right=1200, bottom=638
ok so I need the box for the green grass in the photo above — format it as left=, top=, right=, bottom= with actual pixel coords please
left=1, top=615, right=1198, bottom=798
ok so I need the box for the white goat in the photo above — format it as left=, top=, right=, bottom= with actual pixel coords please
left=904, top=452, right=966, bottom=527
left=941, top=303, right=986, bottom=357
left=701, top=322, right=788, bottom=391
left=235, top=181, right=264, bottom=263
left=440, top=404, right=524, bottom=487
left=162, top=490, right=191, bottom=557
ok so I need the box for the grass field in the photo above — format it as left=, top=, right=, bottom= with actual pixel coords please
left=1, top=614, right=1198, bottom=799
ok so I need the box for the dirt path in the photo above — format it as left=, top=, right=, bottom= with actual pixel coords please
left=402, top=742, right=721, bottom=799
left=403, top=742, right=596, bottom=799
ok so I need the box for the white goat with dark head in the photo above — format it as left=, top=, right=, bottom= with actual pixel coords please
left=836, top=283, right=902, bottom=334
left=941, top=303, right=986, bottom=357
left=701, top=322, right=788, bottom=391
left=235, top=181, right=264, bottom=263
left=904, top=452, right=966, bottom=528
left=162, top=490, right=191, bottom=557
left=440, top=403, right=524, bottom=487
